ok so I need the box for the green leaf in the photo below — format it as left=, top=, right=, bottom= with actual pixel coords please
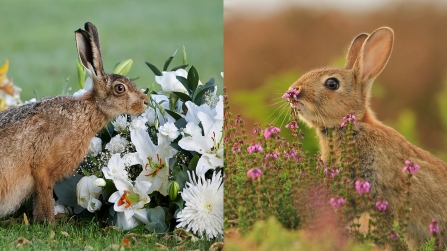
left=113, top=59, right=133, bottom=76
left=172, top=166, right=189, bottom=191
left=188, top=155, right=200, bottom=171
left=193, top=82, right=215, bottom=105
left=129, top=76, right=140, bottom=82
left=172, top=91, right=192, bottom=103
left=176, top=76, right=191, bottom=94
left=172, top=196, right=184, bottom=211
left=145, top=61, right=162, bottom=76
left=76, top=58, right=86, bottom=89
left=145, top=222, right=168, bottom=233
left=174, top=117, right=187, bottom=130
left=80, top=167, right=90, bottom=176
left=165, top=109, right=182, bottom=121
left=187, top=66, right=199, bottom=92
left=182, top=45, right=187, bottom=65
left=163, top=49, right=178, bottom=71
left=103, top=179, right=117, bottom=201
left=171, top=64, right=189, bottom=71
left=149, top=206, right=166, bottom=223
left=54, top=173, right=83, bottom=208
left=206, top=77, right=215, bottom=85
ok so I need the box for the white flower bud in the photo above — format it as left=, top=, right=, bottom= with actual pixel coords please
left=94, top=178, right=106, bottom=187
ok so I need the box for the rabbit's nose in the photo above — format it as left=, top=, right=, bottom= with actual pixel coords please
left=282, top=87, right=300, bottom=99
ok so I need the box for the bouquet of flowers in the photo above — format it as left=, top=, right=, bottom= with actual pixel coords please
left=54, top=48, right=223, bottom=240
left=0, top=60, right=23, bottom=111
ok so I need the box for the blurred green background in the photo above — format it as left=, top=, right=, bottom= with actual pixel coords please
left=0, top=0, right=223, bottom=101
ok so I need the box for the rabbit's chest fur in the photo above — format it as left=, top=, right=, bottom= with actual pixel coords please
left=0, top=95, right=108, bottom=216
left=317, top=122, right=447, bottom=248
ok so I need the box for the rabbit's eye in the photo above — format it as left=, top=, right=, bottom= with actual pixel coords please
left=324, top=78, right=339, bottom=90
left=114, top=84, right=126, bottom=94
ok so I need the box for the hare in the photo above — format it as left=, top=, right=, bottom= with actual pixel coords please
left=284, top=27, right=447, bottom=249
left=0, top=22, right=148, bottom=222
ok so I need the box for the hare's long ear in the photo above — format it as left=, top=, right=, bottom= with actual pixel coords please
left=354, top=27, right=394, bottom=95
left=344, top=33, right=368, bottom=69
left=75, top=22, right=105, bottom=80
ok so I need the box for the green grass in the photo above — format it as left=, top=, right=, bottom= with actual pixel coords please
left=0, top=218, right=217, bottom=250
left=0, top=0, right=223, bottom=101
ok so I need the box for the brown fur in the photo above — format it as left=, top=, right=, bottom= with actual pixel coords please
left=0, top=22, right=148, bottom=222
left=288, top=27, right=447, bottom=249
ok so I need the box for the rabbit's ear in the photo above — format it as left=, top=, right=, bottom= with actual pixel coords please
left=355, top=27, right=394, bottom=91
left=75, top=22, right=105, bottom=79
left=344, top=33, right=368, bottom=69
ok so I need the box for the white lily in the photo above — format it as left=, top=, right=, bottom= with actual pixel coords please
left=124, top=127, right=177, bottom=196
left=108, top=178, right=151, bottom=230
left=178, top=111, right=223, bottom=176
left=155, top=69, right=188, bottom=94
left=184, top=101, right=214, bottom=125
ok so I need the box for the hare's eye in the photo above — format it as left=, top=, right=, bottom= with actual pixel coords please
left=324, top=78, right=339, bottom=90
left=114, top=84, right=126, bottom=94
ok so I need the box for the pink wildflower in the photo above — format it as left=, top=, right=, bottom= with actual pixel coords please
left=324, top=168, right=339, bottom=179
left=264, top=126, right=281, bottom=139
left=402, top=160, right=420, bottom=175
left=265, top=152, right=280, bottom=160
left=355, top=180, right=370, bottom=195
left=282, top=88, right=300, bottom=99
left=330, top=197, right=345, bottom=209
left=376, top=200, right=388, bottom=212
left=340, top=113, right=357, bottom=128
left=247, top=144, right=263, bottom=154
left=430, top=219, right=439, bottom=234
left=390, top=230, right=399, bottom=241
left=285, top=121, right=299, bottom=130
left=247, top=168, right=263, bottom=180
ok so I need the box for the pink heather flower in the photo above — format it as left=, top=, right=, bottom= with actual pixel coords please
left=247, top=168, right=263, bottom=180
left=376, top=200, right=389, bottom=212
left=355, top=180, right=370, bottom=195
left=265, top=152, right=279, bottom=160
left=263, top=126, right=281, bottom=139
left=247, top=144, right=263, bottom=154
left=324, top=168, right=339, bottom=179
left=390, top=230, right=399, bottom=241
left=285, top=121, right=299, bottom=130
left=340, top=113, right=357, bottom=128
left=282, top=88, right=300, bottom=99
left=430, top=219, right=439, bottom=234
left=330, top=197, right=345, bottom=209
left=402, top=160, right=420, bottom=175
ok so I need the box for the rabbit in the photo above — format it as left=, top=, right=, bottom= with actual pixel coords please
left=284, top=27, right=447, bottom=249
left=0, top=22, right=148, bottom=222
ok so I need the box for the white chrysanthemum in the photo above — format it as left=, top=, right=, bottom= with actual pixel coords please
left=112, top=115, right=129, bottom=132
left=176, top=171, right=223, bottom=239
left=159, top=122, right=179, bottom=140
left=88, top=137, right=102, bottom=157
left=102, top=153, right=128, bottom=181
left=130, top=116, right=148, bottom=130
left=105, top=135, right=128, bottom=154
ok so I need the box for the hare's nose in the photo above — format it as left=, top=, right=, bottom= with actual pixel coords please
left=143, top=95, right=149, bottom=105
